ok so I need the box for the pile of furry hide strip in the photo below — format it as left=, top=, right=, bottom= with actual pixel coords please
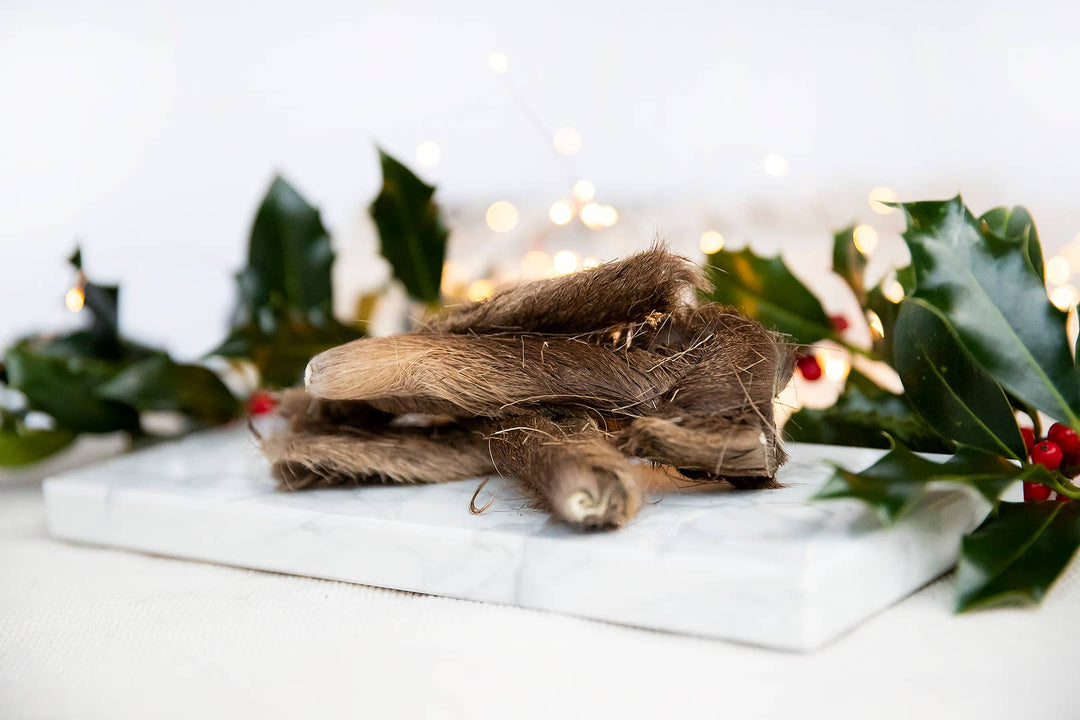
left=257, top=247, right=795, bottom=530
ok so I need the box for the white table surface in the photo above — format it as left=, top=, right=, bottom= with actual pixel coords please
left=2, top=481, right=1078, bottom=720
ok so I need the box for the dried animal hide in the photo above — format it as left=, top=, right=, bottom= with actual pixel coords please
left=258, top=247, right=795, bottom=529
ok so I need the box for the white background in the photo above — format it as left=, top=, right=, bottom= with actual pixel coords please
left=3, top=0, right=1079, bottom=356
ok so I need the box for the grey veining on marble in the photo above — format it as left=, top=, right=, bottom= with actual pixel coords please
left=42, top=426, right=990, bottom=651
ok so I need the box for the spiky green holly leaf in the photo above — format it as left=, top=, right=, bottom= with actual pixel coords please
left=893, top=299, right=1026, bottom=459
left=956, top=500, right=1080, bottom=612
left=816, top=439, right=1050, bottom=524
left=98, top=355, right=240, bottom=426
left=369, top=148, right=449, bottom=304
left=896, top=197, right=1079, bottom=426
left=705, top=247, right=833, bottom=345
left=785, top=369, right=951, bottom=454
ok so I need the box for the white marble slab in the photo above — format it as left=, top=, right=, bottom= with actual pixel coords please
left=42, top=426, right=989, bottom=651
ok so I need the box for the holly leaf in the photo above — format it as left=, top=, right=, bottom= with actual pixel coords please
left=213, top=175, right=362, bottom=387
left=894, top=299, right=1026, bottom=459
left=3, top=344, right=139, bottom=433
left=955, top=500, right=1080, bottom=612
left=817, top=440, right=1052, bottom=523
left=369, top=148, right=449, bottom=304
left=897, top=197, right=1079, bottom=426
left=785, top=369, right=952, bottom=453
left=0, top=417, right=76, bottom=467
left=232, top=176, right=336, bottom=324
left=98, top=355, right=240, bottom=426
left=705, top=247, right=833, bottom=345
left=978, top=205, right=1044, bottom=280
left=832, top=225, right=867, bottom=302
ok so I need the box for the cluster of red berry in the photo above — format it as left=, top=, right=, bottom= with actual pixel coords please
left=796, top=315, right=849, bottom=382
left=1022, top=422, right=1079, bottom=502
left=247, top=390, right=277, bottom=416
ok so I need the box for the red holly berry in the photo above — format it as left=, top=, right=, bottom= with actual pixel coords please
left=1024, top=482, right=1053, bottom=502
left=1047, top=423, right=1080, bottom=464
left=829, top=315, right=850, bottom=332
left=247, top=391, right=277, bottom=416
left=797, top=354, right=822, bottom=381
left=1031, top=441, right=1063, bottom=471
left=1056, top=492, right=1072, bottom=503
left=1020, top=426, right=1036, bottom=452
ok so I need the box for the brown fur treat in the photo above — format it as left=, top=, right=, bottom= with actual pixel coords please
left=423, top=245, right=708, bottom=336
left=482, top=412, right=643, bottom=529
left=304, top=333, right=689, bottom=418
left=258, top=246, right=795, bottom=530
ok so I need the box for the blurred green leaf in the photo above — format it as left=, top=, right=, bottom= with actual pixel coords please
left=705, top=247, right=833, bottom=345
left=98, top=355, right=240, bottom=426
left=816, top=440, right=1051, bottom=524
left=898, top=197, right=1079, bottom=426
left=832, top=225, right=867, bottom=302
left=785, top=369, right=952, bottom=454
left=0, top=413, right=76, bottom=467
left=369, top=148, right=449, bottom=304
left=894, top=299, right=1026, bottom=459
left=232, top=176, right=337, bottom=324
left=956, top=500, right=1080, bottom=612
left=4, top=344, right=139, bottom=433
left=214, top=176, right=362, bottom=387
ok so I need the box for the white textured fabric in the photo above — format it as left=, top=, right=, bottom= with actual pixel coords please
left=2, top=484, right=1077, bottom=720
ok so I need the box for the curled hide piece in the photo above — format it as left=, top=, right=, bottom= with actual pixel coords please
left=258, top=247, right=795, bottom=530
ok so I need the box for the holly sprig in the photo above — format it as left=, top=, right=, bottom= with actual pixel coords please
left=707, top=196, right=1080, bottom=611
left=1, top=148, right=446, bottom=466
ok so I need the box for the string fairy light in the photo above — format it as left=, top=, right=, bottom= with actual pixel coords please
left=467, top=279, right=495, bottom=302
left=553, top=128, right=583, bottom=156
left=852, top=225, right=879, bottom=255
left=553, top=250, right=581, bottom=275
left=572, top=180, right=595, bottom=202
left=1047, top=255, right=1071, bottom=286
left=485, top=201, right=519, bottom=232
left=415, top=141, right=441, bottom=168
left=699, top=231, right=725, bottom=255
left=763, top=153, right=789, bottom=177
left=488, top=51, right=510, bottom=74
left=868, top=187, right=898, bottom=214
left=548, top=201, right=573, bottom=225
left=582, top=256, right=601, bottom=269
left=882, top=278, right=905, bottom=303
left=64, top=286, right=85, bottom=313
left=1051, top=285, right=1079, bottom=311
left=521, top=250, right=553, bottom=279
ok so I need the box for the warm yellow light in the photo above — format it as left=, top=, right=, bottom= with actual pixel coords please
left=869, top=187, right=898, bottom=214
left=763, top=153, right=789, bottom=177
left=64, top=286, right=85, bottom=313
left=521, top=250, right=553, bottom=279
left=415, top=141, right=440, bottom=168
left=821, top=353, right=850, bottom=382
left=852, top=225, right=879, bottom=255
left=553, top=128, right=583, bottom=156
left=467, top=279, right=495, bottom=302
left=883, top=279, right=905, bottom=304
left=488, top=51, right=509, bottom=74
left=699, top=231, right=725, bottom=255
left=1047, top=255, right=1071, bottom=286
left=598, top=205, right=618, bottom=227
left=572, top=179, right=595, bottom=202
left=580, top=202, right=605, bottom=229
left=441, top=260, right=467, bottom=296
left=582, top=256, right=601, bottom=269
left=553, top=250, right=580, bottom=275
left=485, top=201, right=518, bottom=232
left=867, top=310, right=885, bottom=339
left=1051, top=285, right=1079, bottom=311
left=548, top=201, right=573, bottom=226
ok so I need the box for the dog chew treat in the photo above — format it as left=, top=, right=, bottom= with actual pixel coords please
left=258, top=246, right=795, bottom=530
left=422, top=245, right=708, bottom=335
